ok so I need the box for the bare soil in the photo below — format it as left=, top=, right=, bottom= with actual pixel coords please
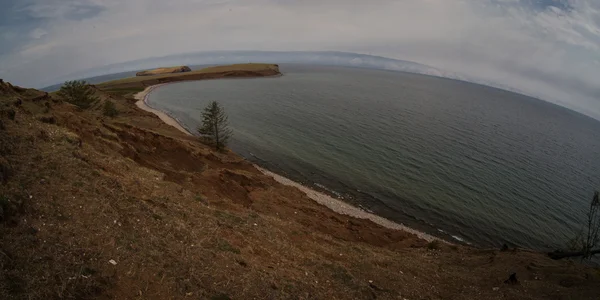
left=0, top=72, right=599, bottom=299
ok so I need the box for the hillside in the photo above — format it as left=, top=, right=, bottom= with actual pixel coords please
left=136, top=66, right=192, bottom=77
left=0, top=70, right=599, bottom=299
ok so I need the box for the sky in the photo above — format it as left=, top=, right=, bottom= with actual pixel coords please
left=0, top=0, right=599, bottom=117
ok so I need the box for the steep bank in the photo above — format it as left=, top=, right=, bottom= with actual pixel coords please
left=0, top=70, right=599, bottom=299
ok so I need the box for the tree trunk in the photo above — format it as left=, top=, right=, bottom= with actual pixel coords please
left=214, top=122, right=219, bottom=149
left=547, top=249, right=600, bottom=260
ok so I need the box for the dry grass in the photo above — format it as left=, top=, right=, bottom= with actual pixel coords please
left=0, top=77, right=599, bottom=299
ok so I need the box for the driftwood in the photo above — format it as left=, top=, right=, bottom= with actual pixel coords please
left=547, top=249, right=600, bottom=260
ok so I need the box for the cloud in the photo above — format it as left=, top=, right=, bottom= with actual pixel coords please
left=29, top=28, right=47, bottom=39
left=0, top=0, right=598, bottom=118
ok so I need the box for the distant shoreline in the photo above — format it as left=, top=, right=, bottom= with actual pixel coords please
left=133, top=81, right=440, bottom=243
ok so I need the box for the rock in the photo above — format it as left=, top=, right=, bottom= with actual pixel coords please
left=38, top=115, right=56, bottom=124
left=0, top=158, right=13, bottom=183
left=136, top=66, right=191, bottom=76
left=504, top=273, right=519, bottom=285
left=368, top=281, right=383, bottom=291
left=38, top=130, right=50, bottom=141
left=27, top=226, right=38, bottom=235
left=492, top=287, right=500, bottom=291
left=109, top=259, right=117, bottom=265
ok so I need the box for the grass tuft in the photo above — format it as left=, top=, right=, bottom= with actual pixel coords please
left=427, top=240, right=441, bottom=250
left=217, top=239, right=240, bottom=254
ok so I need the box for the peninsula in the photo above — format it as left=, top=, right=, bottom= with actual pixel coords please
left=99, top=63, right=280, bottom=93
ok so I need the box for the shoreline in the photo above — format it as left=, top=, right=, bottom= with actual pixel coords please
left=133, top=83, right=439, bottom=243
left=134, top=83, right=193, bottom=135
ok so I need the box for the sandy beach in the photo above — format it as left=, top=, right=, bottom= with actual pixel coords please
left=134, top=84, right=192, bottom=135
left=134, top=84, right=437, bottom=242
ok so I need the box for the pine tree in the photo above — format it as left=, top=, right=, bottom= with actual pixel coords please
left=58, top=80, right=99, bottom=109
left=198, top=101, right=232, bottom=150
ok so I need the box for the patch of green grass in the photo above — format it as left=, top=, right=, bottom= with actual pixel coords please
left=217, top=239, right=240, bottom=254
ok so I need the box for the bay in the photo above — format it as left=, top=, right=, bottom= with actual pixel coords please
left=148, top=64, right=600, bottom=250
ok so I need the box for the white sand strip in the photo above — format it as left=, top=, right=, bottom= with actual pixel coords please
left=134, top=84, right=192, bottom=136
left=254, top=166, right=437, bottom=242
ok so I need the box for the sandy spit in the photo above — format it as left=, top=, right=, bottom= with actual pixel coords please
left=134, top=84, right=192, bottom=136
left=133, top=83, right=438, bottom=242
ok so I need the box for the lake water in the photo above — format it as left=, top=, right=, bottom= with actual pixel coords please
left=147, top=65, right=600, bottom=250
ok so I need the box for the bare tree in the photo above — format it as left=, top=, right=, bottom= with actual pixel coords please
left=198, top=101, right=232, bottom=151
left=549, top=191, right=600, bottom=260
left=583, top=191, right=600, bottom=258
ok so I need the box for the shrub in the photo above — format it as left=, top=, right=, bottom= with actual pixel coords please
left=103, top=101, right=118, bottom=117
left=427, top=240, right=441, bottom=250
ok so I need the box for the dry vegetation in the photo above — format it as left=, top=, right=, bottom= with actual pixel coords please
left=0, top=69, right=599, bottom=299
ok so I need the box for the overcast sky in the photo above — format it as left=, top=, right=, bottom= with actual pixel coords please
left=0, top=0, right=599, bottom=117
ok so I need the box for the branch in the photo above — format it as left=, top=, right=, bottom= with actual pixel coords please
left=547, top=249, right=600, bottom=260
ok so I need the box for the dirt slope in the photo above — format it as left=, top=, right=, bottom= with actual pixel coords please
left=0, top=77, right=599, bottom=299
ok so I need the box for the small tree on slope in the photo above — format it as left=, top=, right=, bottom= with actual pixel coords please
left=58, top=80, right=99, bottom=109
left=198, top=101, right=232, bottom=151
left=582, top=191, right=600, bottom=259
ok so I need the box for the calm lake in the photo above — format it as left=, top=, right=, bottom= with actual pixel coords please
left=147, top=65, right=600, bottom=250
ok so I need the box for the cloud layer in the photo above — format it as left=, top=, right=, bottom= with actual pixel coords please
left=0, top=0, right=599, bottom=117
